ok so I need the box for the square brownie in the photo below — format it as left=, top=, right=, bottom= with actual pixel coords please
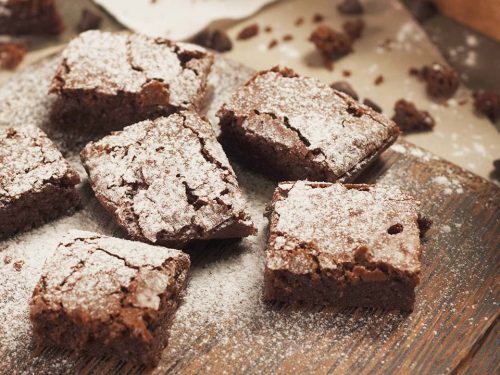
left=264, top=181, right=422, bottom=311
left=0, top=126, right=80, bottom=239
left=50, top=30, right=214, bottom=132
left=217, top=67, right=400, bottom=182
left=80, top=111, right=256, bottom=248
left=0, top=0, right=64, bottom=35
left=30, top=230, right=190, bottom=366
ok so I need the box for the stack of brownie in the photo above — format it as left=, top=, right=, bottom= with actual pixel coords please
left=0, top=29, right=424, bottom=367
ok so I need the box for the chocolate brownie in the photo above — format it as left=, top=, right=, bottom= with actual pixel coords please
left=413, top=63, right=459, bottom=99
left=50, top=31, right=214, bottom=132
left=81, top=111, right=256, bottom=248
left=264, top=181, right=422, bottom=311
left=0, top=36, right=26, bottom=70
left=217, top=67, right=399, bottom=182
left=309, top=25, right=353, bottom=67
left=392, top=99, right=435, bottom=132
left=0, top=126, right=80, bottom=239
left=30, top=230, right=190, bottom=366
left=0, top=0, right=63, bottom=35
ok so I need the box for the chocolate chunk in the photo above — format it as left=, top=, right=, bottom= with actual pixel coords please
left=342, top=19, right=365, bottom=40
left=473, top=90, right=500, bottom=123
left=193, top=28, right=233, bottom=52
left=392, top=99, right=435, bottom=132
left=337, top=0, right=364, bottom=15
left=237, top=24, right=259, bottom=40
left=77, top=8, right=102, bottom=32
left=419, top=63, right=460, bottom=99
left=309, top=25, right=353, bottom=66
left=363, top=98, right=382, bottom=113
left=0, top=39, right=26, bottom=70
left=330, top=80, right=359, bottom=101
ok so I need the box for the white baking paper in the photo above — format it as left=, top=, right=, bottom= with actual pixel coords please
left=93, top=0, right=278, bottom=40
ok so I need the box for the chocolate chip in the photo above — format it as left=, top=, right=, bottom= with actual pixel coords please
left=193, top=29, right=233, bottom=52
left=392, top=99, right=435, bottom=133
left=330, top=81, right=359, bottom=101
left=337, top=0, right=364, bottom=15
left=387, top=223, right=403, bottom=235
left=363, top=98, right=382, bottom=113
left=473, top=90, right=500, bottom=123
left=237, top=24, right=259, bottom=40
left=77, top=9, right=102, bottom=32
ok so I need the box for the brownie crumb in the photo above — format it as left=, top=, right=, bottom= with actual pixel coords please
left=473, top=90, right=500, bottom=123
left=3, top=255, right=12, bottom=265
left=309, top=25, right=352, bottom=66
left=415, top=63, right=460, bottom=99
left=392, top=99, right=435, bottom=132
left=337, top=0, right=364, bottom=15
left=282, top=34, right=293, bottom=42
left=237, top=24, right=259, bottom=40
left=312, top=13, right=324, bottom=23
left=193, top=29, right=233, bottom=52
left=330, top=81, right=359, bottom=101
left=342, top=70, right=351, bottom=77
left=268, top=39, right=278, bottom=49
left=411, top=0, right=438, bottom=23
left=295, top=17, right=304, bottom=26
left=264, top=26, right=272, bottom=33
left=13, top=260, right=24, bottom=271
left=374, top=75, right=384, bottom=86
left=458, top=98, right=468, bottom=106
left=342, top=19, right=365, bottom=40
left=363, top=98, right=382, bottom=113
left=417, top=215, right=433, bottom=238
left=0, top=39, right=26, bottom=70
left=77, top=8, right=102, bottom=32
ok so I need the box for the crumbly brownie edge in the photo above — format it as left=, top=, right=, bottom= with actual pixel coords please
left=263, top=182, right=420, bottom=311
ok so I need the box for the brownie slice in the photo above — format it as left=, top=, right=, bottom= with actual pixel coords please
left=217, top=67, right=399, bottom=182
left=30, top=230, right=190, bottom=366
left=50, top=31, right=214, bottom=132
left=80, top=111, right=256, bottom=248
left=264, top=181, right=422, bottom=311
left=0, top=0, right=64, bottom=35
left=0, top=126, right=80, bottom=239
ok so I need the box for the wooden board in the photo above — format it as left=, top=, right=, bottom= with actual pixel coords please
left=0, top=53, right=498, bottom=375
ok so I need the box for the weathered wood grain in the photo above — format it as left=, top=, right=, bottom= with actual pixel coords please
left=0, top=55, right=498, bottom=375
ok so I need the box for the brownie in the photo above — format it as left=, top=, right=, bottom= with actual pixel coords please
left=0, top=126, right=80, bottom=239
left=217, top=67, right=399, bottom=183
left=473, top=90, right=500, bottom=123
left=0, top=0, right=63, bottom=35
left=49, top=31, right=214, bottom=132
left=30, top=230, right=190, bottom=366
left=414, top=63, right=460, bottom=99
left=392, top=99, right=435, bottom=132
left=0, top=36, right=26, bottom=70
left=309, top=25, right=353, bottom=67
left=264, top=181, right=422, bottom=311
left=80, top=111, right=256, bottom=248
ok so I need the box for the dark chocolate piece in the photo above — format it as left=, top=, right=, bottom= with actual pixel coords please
left=77, top=8, right=102, bottom=32
left=237, top=24, right=259, bottom=40
left=0, top=126, right=80, bottom=239
left=192, top=28, right=233, bottom=53
left=473, top=90, right=500, bottom=123
left=0, top=0, right=64, bottom=35
left=264, top=181, right=422, bottom=311
left=30, top=230, right=190, bottom=366
left=50, top=31, right=214, bottom=132
left=363, top=98, right=382, bottom=113
left=330, top=80, right=359, bottom=101
left=81, top=111, right=256, bottom=248
left=217, top=67, right=399, bottom=183
left=392, top=99, right=435, bottom=132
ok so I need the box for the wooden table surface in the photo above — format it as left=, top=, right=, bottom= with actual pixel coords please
left=0, top=52, right=498, bottom=374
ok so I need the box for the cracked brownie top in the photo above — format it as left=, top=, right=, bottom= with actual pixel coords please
left=80, top=111, right=256, bottom=248
left=0, top=126, right=80, bottom=205
left=266, top=181, right=421, bottom=280
left=217, top=67, right=399, bottom=181
left=30, top=229, right=190, bottom=327
left=50, top=30, right=213, bottom=110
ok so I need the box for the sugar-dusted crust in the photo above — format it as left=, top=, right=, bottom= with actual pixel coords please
left=0, top=0, right=63, bottom=35
left=217, top=67, right=399, bottom=182
left=50, top=31, right=214, bottom=131
left=0, top=126, right=80, bottom=239
left=29, top=230, right=190, bottom=366
left=80, top=111, right=256, bottom=248
left=264, top=181, right=422, bottom=311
